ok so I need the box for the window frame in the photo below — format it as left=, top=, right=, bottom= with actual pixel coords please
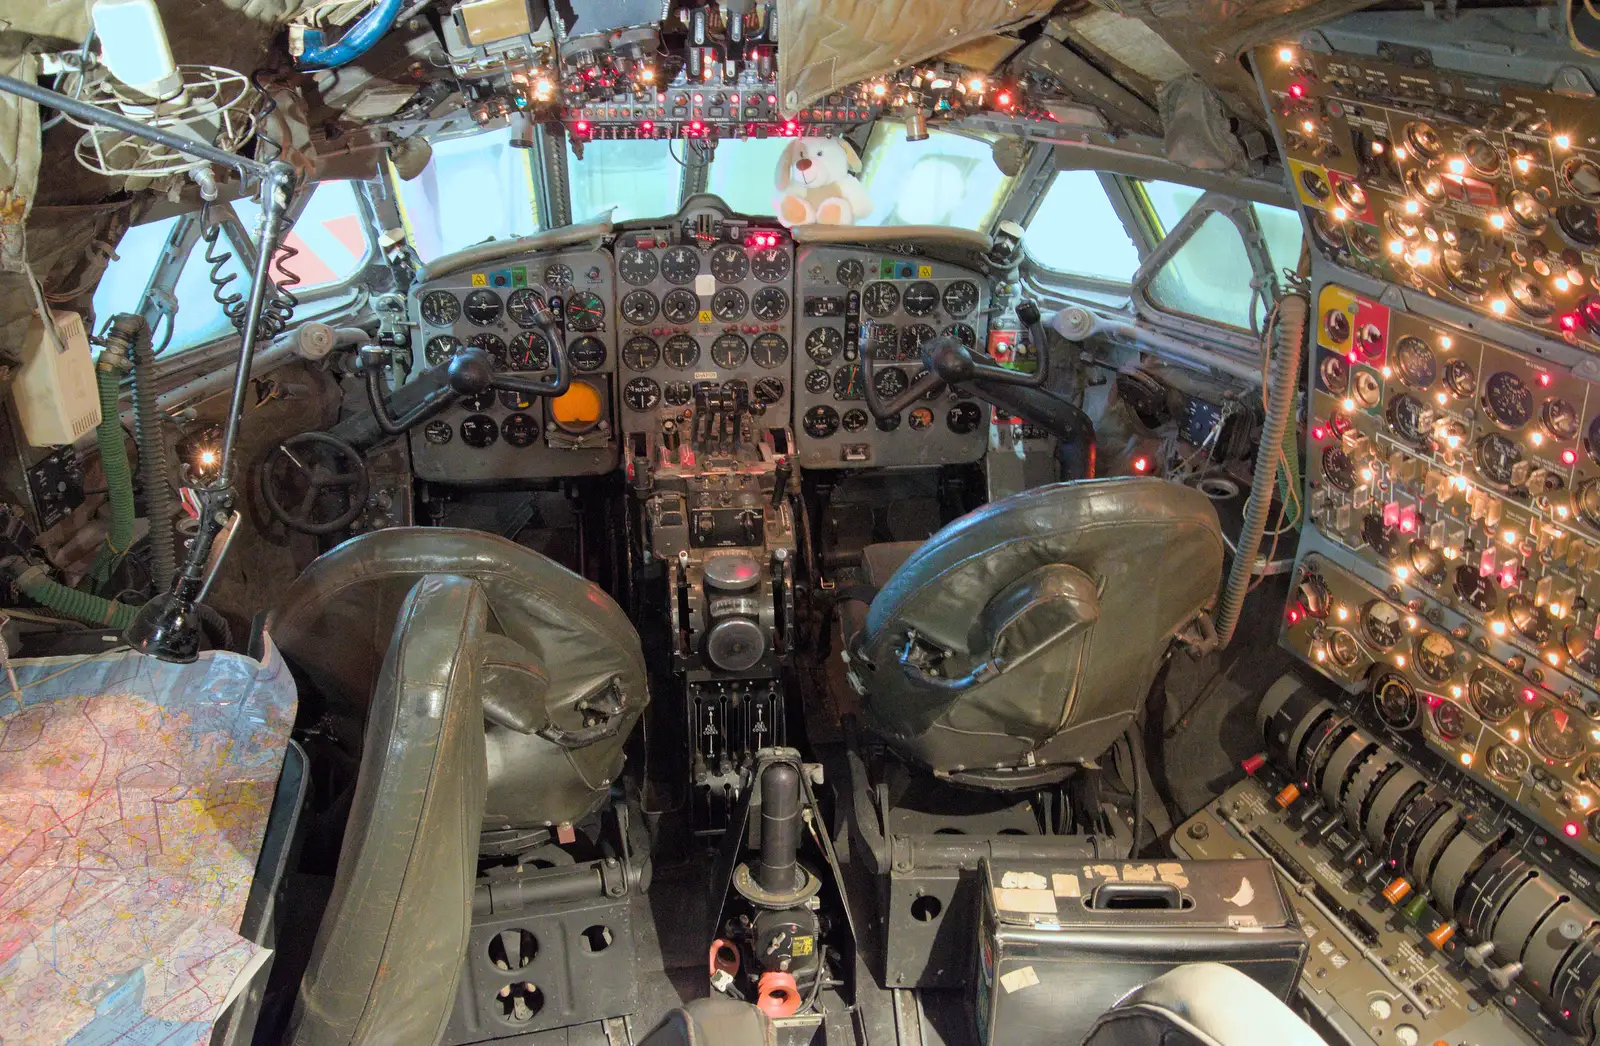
left=122, top=178, right=385, bottom=383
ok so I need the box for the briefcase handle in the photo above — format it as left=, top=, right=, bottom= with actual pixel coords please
left=1086, top=881, right=1186, bottom=910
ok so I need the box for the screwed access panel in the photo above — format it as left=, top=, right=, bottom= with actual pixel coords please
left=442, top=892, right=636, bottom=1044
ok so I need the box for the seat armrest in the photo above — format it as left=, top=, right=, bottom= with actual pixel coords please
left=981, top=563, right=1100, bottom=667
left=1081, top=963, right=1326, bottom=1046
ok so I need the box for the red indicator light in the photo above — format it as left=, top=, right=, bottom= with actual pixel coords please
left=1132, top=456, right=1149, bottom=473
left=641, top=120, right=654, bottom=133
left=1286, top=606, right=1302, bottom=624
left=1561, top=313, right=1580, bottom=332
left=1563, top=448, right=1579, bottom=465
left=997, top=91, right=1012, bottom=106
left=693, top=93, right=704, bottom=103
left=1564, top=821, right=1582, bottom=838
left=1524, top=688, right=1539, bottom=703
left=574, top=120, right=589, bottom=133
left=1347, top=351, right=1358, bottom=365
left=1538, top=372, right=1553, bottom=387
left=1311, top=424, right=1329, bottom=441
left=1288, top=83, right=1306, bottom=99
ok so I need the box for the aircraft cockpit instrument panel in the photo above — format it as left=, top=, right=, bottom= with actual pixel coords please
left=409, top=248, right=619, bottom=482
left=793, top=247, right=990, bottom=469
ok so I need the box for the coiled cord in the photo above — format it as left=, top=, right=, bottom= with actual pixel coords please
left=201, top=201, right=300, bottom=340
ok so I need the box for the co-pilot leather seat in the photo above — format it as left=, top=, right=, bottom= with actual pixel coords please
left=268, top=527, right=649, bottom=844
left=844, top=477, right=1224, bottom=788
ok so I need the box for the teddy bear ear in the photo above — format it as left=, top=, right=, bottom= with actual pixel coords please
left=839, top=139, right=863, bottom=174
left=774, top=139, right=803, bottom=190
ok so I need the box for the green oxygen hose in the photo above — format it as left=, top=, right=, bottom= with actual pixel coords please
left=12, top=564, right=137, bottom=629
left=87, top=348, right=136, bottom=591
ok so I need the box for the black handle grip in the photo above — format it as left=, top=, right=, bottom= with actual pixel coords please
left=1087, top=881, right=1184, bottom=910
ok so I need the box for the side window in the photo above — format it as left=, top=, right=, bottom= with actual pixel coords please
left=393, top=126, right=540, bottom=261
left=91, top=216, right=249, bottom=351
left=567, top=140, right=681, bottom=223
left=706, top=137, right=792, bottom=215
left=1022, top=170, right=1142, bottom=282
left=1140, top=180, right=1305, bottom=329
left=235, top=180, right=375, bottom=292
left=856, top=125, right=1014, bottom=229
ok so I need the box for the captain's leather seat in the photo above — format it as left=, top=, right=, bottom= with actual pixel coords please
left=845, top=478, right=1224, bottom=788
left=284, top=573, right=490, bottom=1046
left=269, top=527, right=649, bottom=844
left=1081, top=963, right=1326, bottom=1046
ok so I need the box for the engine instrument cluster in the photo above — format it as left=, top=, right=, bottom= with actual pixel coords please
left=792, top=246, right=990, bottom=469
left=613, top=215, right=794, bottom=460
left=408, top=249, right=619, bottom=482
left=1261, top=43, right=1600, bottom=350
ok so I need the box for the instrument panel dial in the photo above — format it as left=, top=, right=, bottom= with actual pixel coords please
left=1362, top=600, right=1404, bottom=648
left=803, top=405, right=839, bottom=438
left=618, top=248, right=658, bottom=286
left=872, top=366, right=908, bottom=400
left=863, top=282, right=900, bottom=318
left=711, top=333, right=748, bottom=368
left=663, top=334, right=700, bottom=369
left=661, top=246, right=700, bottom=284
left=751, top=287, right=789, bottom=321
left=568, top=337, right=607, bottom=371
left=832, top=364, right=864, bottom=400
left=622, top=336, right=660, bottom=371
left=842, top=408, right=869, bottom=432
left=624, top=377, right=662, bottom=411
left=751, top=247, right=790, bottom=282
left=425, top=335, right=460, bottom=366
left=620, top=290, right=659, bottom=325
left=947, top=402, right=982, bottom=434
left=460, top=414, right=498, bottom=448
left=507, top=332, right=550, bottom=370
left=900, top=323, right=936, bottom=361
left=709, top=245, right=749, bottom=283
left=751, top=333, right=789, bottom=369
left=804, top=369, right=831, bottom=394
left=835, top=259, right=864, bottom=286
left=566, top=291, right=606, bottom=332
left=662, top=289, right=699, bottom=324
left=506, top=288, right=545, bottom=328
left=1530, top=705, right=1586, bottom=762
left=902, top=281, right=939, bottom=317
left=712, top=288, right=748, bottom=321
left=1481, top=371, right=1533, bottom=429
left=805, top=327, right=842, bottom=364
left=502, top=413, right=538, bottom=448
left=463, top=289, right=503, bottom=326
left=753, top=377, right=785, bottom=406
left=1393, top=337, right=1437, bottom=388
left=1469, top=667, right=1518, bottom=722
left=941, top=280, right=979, bottom=318
left=420, top=290, right=461, bottom=326
left=542, top=264, right=573, bottom=291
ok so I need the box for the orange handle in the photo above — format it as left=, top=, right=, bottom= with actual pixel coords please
left=757, top=971, right=801, bottom=1018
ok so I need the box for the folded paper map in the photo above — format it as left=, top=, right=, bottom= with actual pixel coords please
left=0, top=643, right=297, bottom=1045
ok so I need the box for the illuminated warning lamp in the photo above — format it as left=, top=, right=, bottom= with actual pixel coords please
left=1278, top=47, right=1295, bottom=62
left=640, top=120, right=655, bottom=133
left=689, top=119, right=704, bottom=136
left=1311, top=424, right=1329, bottom=441
left=1564, top=448, right=1579, bottom=466
left=1132, top=456, right=1150, bottom=473
left=1538, top=371, right=1553, bottom=387
left=574, top=120, right=590, bottom=134
left=1556, top=134, right=1572, bottom=150
left=1288, top=82, right=1306, bottom=99
left=1286, top=605, right=1303, bottom=624
left=1524, top=687, right=1539, bottom=703
left=1489, top=213, right=1506, bottom=230
left=996, top=91, right=1012, bottom=107
left=1565, top=821, right=1582, bottom=838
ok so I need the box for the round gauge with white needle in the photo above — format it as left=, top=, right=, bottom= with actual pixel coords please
left=420, top=290, right=461, bottom=326
left=463, top=289, right=502, bottom=326
left=902, top=281, right=939, bottom=317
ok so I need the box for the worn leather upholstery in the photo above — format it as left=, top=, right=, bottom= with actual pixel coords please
left=637, top=998, right=777, bottom=1046
left=1080, top=963, right=1326, bottom=1046
left=288, top=574, right=490, bottom=1046
left=267, top=527, right=649, bottom=834
left=853, top=478, right=1223, bottom=787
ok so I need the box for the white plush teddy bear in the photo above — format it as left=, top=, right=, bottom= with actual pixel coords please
left=772, top=137, right=874, bottom=228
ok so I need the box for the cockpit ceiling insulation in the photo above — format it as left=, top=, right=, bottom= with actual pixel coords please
left=774, top=0, right=1057, bottom=112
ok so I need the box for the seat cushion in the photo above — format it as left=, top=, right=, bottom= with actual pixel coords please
left=840, top=541, right=924, bottom=645
left=289, top=574, right=489, bottom=1046
left=638, top=998, right=776, bottom=1046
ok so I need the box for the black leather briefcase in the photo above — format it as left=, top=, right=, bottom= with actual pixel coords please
left=974, top=857, right=1306, bottom=1046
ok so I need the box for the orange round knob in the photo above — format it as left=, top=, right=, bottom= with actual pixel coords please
left=1426, top=921, right=1457, bottom=949
left=1275, top=783, right=1302, bottom=808
left=1381, top=878, right=1413, bottom=905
